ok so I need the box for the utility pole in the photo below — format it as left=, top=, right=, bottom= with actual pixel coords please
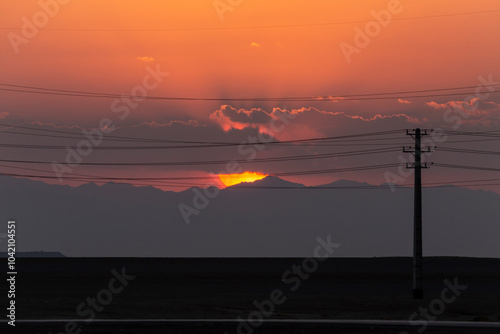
left=404, top=128, right=432, bottom=299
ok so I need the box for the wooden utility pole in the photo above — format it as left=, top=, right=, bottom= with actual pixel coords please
left=404, top=128, right=432, bottom=299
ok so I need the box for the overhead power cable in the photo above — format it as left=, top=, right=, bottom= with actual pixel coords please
left=0, top=163, right=400, bottom=182
left=0, top=147, right=400, bottom=167
left=434, top=163, right=500, bottom=172
left=438, top=147, right=500, bottom=156
left=0, top=123, right=404, bottom=147
left=0, top=9, right=499, bottom=32
left=0, top=83, right=499, bottom=102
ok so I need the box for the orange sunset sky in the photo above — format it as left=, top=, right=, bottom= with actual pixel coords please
left=1, top=0, right=500, bottom=191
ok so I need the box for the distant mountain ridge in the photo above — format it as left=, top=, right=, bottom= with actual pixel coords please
left=236, top=176, right=305, bottom=187
left=1, top=175, right=499, bottom=257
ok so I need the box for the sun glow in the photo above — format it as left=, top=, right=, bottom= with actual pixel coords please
left=218, top=172, right=268, bottom=187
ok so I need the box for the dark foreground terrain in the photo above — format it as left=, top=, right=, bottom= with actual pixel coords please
left=2, top=257, right=500, bottom=333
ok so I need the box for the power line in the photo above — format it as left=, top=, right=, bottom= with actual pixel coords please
left=228, top=182, right=500, bottom=190
left=1, top=84, right=499, bottom=102
left=0, top=163, right=401, bottom=182
left=443, top=137, right=500, bottom=144
left=0, top=164, right=202, bottom=188
left=438, top=147, right=500, bottom=156
left=0, top=140, right=411, bottom=150
left=0, top=122, right=401, bottom=141
left=2, top=125, right=498, bottom=147
left=2, top=126, right=500, bottom=189
left=1, top=9, right=499, bottom=32
left=444, top=130, right=500, bottom=138
left=434, top=163, right=500, bottom=172
left=2, top=83, right=499, bottom=99
left=0, top=147, right=400, bottom=167
left=0, top=123, right=404, bottom=147
left=2, top=164, right=499, bottom=190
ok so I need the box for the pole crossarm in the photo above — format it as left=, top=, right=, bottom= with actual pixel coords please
left=406, top=129, right=432, bottom=136
left=403, top=146, right=434, bottom=154
left=405, top=162, right=433, bottom=169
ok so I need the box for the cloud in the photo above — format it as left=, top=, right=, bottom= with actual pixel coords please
left=426, top=98, right=484, bottom=111
left=426, top=101, right=447, bottom=110
left=398, top=99, right=412, bottom=104
left=426, top=98, right=500, bottom=116
left=0, top=112, right=9, bottom=119
left=210, top=105, right=272, bottom=131
left=425, top=99, right=500, bottom=127
left=210, top=105, right=419, bottom=140
left=250, top=42, right=261, bottom=48
left=137, top=57, right=155, bottom=62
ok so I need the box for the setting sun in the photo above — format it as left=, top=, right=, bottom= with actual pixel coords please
left=218, top=172, right=268, bottom=187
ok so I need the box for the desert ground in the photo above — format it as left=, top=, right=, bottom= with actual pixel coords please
left=4, top=257, right=500, bottom=333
